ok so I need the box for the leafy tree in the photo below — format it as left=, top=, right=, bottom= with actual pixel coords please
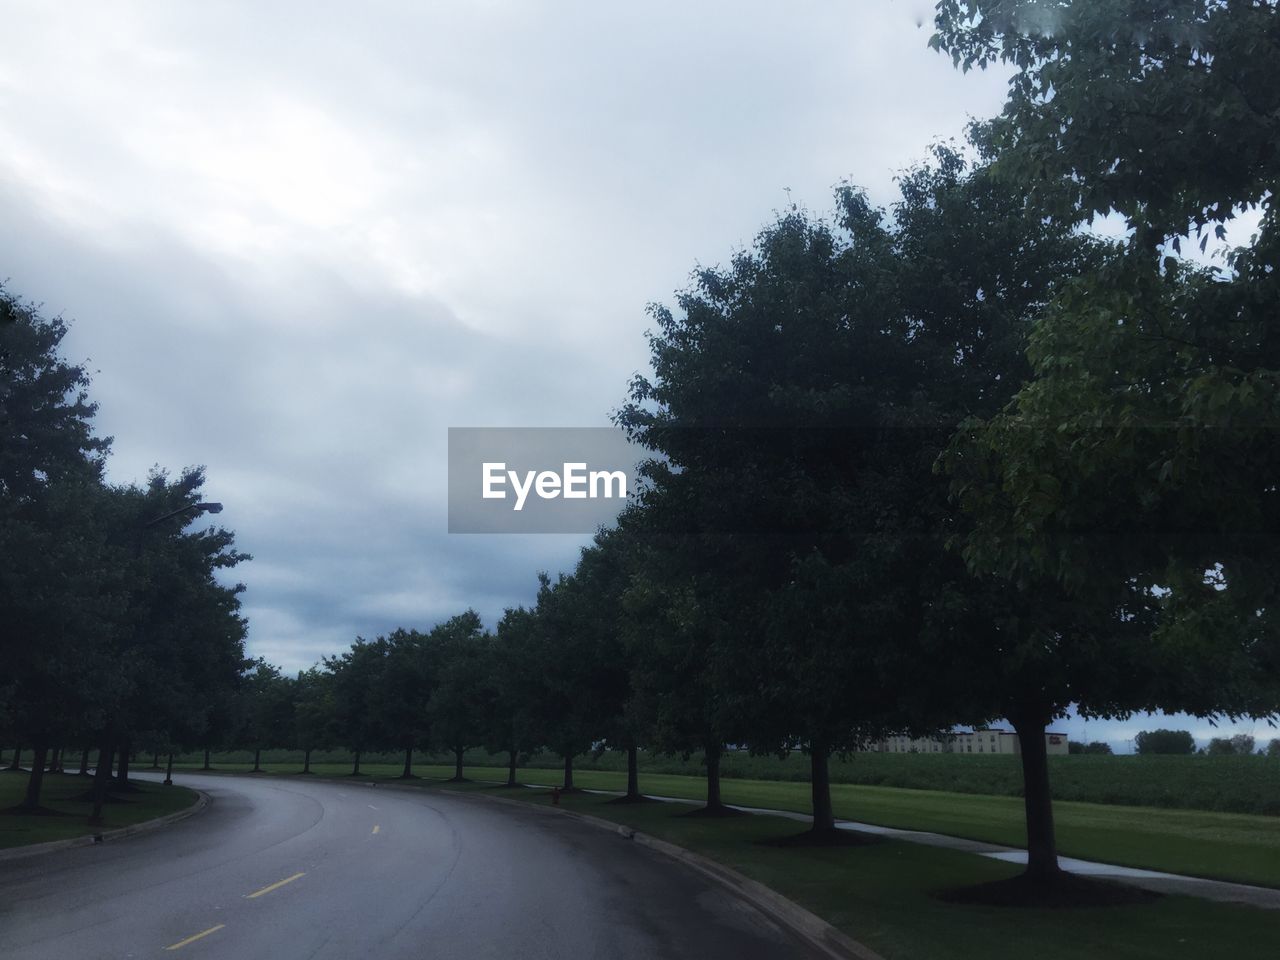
left=1207, top=737, right=1236, bottom=756
left=1135, top=729, right=1196, bottom=755
left=238, top=661, right=293, bottom=772
left=932, top=0, right=1279, bottom=246
left=425, top=612, right=489, bottom=782
left=293, top=667, right=335, bottom=774
left=325, top=637, right=390, bottom=776
left=377, top=628, right=434, bottom=778
left=0, top=287, right=112, bottom=813
left=933, top=0, right=1280, bottom=884
left=1267, top=738, right=1280, bottom=758
left=1082, top=741, right=1113, bottom=756
left=487, top=607, right=546, bottom=787
left=564, top=527, right=646, bottom=801
left=1232, top=733, right=1257, bottom=756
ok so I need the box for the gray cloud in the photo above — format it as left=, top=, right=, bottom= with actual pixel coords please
left=1, top=1, right=1014, bottom=674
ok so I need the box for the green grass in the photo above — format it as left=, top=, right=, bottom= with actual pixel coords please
left=176, top=759, right=1280, bottom=888
left=182, top=747, right=1280, bottom=815
left=0, top=771, right=197, bottom=849
left=434, top=783, right=1280, bottom=960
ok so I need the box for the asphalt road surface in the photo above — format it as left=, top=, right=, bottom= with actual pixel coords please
left=1, top=773, right=826, bottom=960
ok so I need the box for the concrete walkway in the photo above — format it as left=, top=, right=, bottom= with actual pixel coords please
left=559, top=787, right=1280, bottom=911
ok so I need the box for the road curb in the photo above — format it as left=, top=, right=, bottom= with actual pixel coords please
left=0, top=788, right=209, bottom=863
left=458, top=788, right=885, bottom=960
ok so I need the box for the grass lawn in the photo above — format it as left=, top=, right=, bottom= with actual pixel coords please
left=439, top=782, right=1280, bottom=960
left=178, top=759, right=1280, bottom=888
left=0, top=771, right=197, bottom=849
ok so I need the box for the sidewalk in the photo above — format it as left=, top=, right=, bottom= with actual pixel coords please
left=557, top=787, right=1280, bottom=911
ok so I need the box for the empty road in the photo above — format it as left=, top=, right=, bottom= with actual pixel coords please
left=0, top=773, right=823, bottom=960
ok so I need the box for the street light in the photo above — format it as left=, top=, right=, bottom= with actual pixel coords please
left=144, top=501, right=223, bottom=527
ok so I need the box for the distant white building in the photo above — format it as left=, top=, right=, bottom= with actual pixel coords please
left=870, top=728, right=1068, bottom=756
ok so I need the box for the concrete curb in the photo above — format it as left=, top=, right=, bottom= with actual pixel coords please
left=457, top=788, right=885, bottom=960
left=0, top=788, right=209, bottom=863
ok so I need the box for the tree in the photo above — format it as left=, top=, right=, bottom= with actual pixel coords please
left=425, top=612, right=488, bottom=782
left=325, top=638, right=390, bottom=776
left=238, top=661, right=293, bottom=772
left=621, top=144, right=1097, bottom=853
left=1135, top=729, right=1196, bottom=756
left=0, top=287, right=112, bottom=813
left=377, top=629, right=433, bottom=779
left=293, top=668, right=334, bottom=774
left=487, top=607, right=546, bottom=788
left=1267, top=738, right=1280, bottom=758
left=562, top=527, right=646, bottom=802
left=1082, top=741, right=1113, bottom=756
left=932, top=1, right=1279, bottom=246
left=932, top=0, right=1280, bottom=887
left=1232, top=734, right=1257, bottom=756
left=938, top=0, right=1280, bottom=678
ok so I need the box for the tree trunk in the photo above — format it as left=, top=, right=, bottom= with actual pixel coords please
left=1014, top=716, right=1061, bottom=880
left=401, top=745, right=414, bottom=778
left=115, top=741, right=131, bottom=785
left=507, top=748, right=518, bottom=787
left=19, top=744, right=49, bottom=810
left=78, top=747, right=90, bottom=776
left=351, top=750, right=361, bottom=776
left=302, top=748, right=312, bottom=774
left=151, top=752, right=161, bottom=770
left=46, top=747, right=60, bottom=773
left=252, top=748, right=262, bottom=772
left=202, top=748, right=213, bottom=770
left=452, top=744, right=464, bottom=781
left=7, top=745, right=20, bottom=770
left=706, top=742, right=724, bottom=809
left=562, top=752, right=574, bottom=790
left=625, top=743, right=641, bottom=800
left=810, top=740, right=835, bottom=833
left=164, top=753, right=174, bottom=786
left=89, top=739, right=114, bottom=826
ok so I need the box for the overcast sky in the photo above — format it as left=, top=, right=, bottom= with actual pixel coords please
left=1, top=2, right=1268, bottom=750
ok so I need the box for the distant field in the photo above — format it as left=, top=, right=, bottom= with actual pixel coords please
left=170, top=760, right=1280, bottom=888
left=179, top=747, right=1280, bottom=815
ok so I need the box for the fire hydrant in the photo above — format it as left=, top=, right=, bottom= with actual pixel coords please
left=551, top=786, right=561, bottom=806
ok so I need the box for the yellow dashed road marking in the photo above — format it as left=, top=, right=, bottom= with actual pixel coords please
left=372, top=824, right=380, bottom=835
left=165, top=924, right=225, bottom=950
left=246, top=872, right=306, bottom=899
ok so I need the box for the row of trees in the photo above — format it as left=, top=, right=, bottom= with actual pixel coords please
left=5, top=1, right=1277, bottom=903
left=0, top=287, right=249, bottom=822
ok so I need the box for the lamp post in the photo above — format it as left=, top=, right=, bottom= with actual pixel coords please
left=145, top=501, right=223, bottom=527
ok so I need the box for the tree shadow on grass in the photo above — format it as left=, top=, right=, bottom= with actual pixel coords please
left=681, top=804, right=748, bottom=819
left=0, top=805, right=74, bottom=817
left=757, top=827, right=881, bottom=848
left=935, top=872, right=1161, bottom=909
left=67, top=791, right=134, bottom=805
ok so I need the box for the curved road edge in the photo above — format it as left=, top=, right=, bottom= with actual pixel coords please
left=458, top=788, right=886, bottom=960
left=0, top=788, right=209, bottom=864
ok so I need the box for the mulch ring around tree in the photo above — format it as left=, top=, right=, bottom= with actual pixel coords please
left=934, top=871, right=1162, bottom=908
left=758, top=827, right=881, bottom=848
